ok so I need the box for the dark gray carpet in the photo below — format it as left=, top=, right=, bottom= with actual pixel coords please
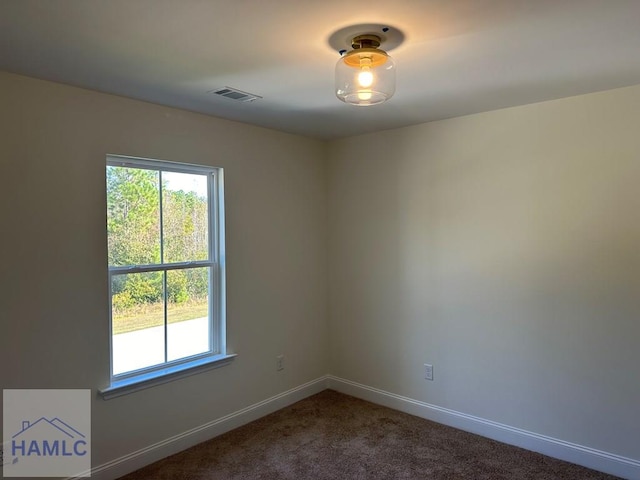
left=118, top=390, right=621, bottom=479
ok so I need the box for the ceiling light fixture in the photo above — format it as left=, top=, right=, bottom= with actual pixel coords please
left=330, top=24, right=404, bottom=107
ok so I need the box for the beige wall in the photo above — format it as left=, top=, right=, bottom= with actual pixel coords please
left=2, top=69, right=639, bottom=470
left=327, top=84, right=640, bottom=459
left=0, top=71, right=328, bottom=466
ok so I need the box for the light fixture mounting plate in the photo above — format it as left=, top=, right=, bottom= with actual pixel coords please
left=328, top=23, right=404, bottom=54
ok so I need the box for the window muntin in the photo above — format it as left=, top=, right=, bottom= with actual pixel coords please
left=107, top=155, right=224, bottom=383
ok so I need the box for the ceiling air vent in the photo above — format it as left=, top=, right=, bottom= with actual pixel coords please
left=208, top=87, right=262, bottom=103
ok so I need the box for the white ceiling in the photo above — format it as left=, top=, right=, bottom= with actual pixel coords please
left=2, top=0, right=640, bottom=140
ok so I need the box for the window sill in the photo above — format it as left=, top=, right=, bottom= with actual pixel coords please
left=100, top=353, right=237, bottom=400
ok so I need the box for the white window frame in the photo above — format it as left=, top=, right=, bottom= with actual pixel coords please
left=100, top=155, right=234, bottom=399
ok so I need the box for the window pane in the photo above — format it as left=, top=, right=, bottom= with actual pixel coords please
left=111, top=272, right=165, bottom=375
left=162, top=171, right=209, bottom=263
left=107, top=166, right=161, bottom=266
left=106, top=156, right=223, bottom=386
left=167, top=268, right=210, bottom=361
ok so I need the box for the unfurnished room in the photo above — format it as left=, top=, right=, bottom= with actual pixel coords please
left=0, top=1, right=639, bottom=479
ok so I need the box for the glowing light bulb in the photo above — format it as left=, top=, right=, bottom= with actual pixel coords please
left=358, top=68, right=374, bottom=88
left=334, top=42, right=396, bottom=105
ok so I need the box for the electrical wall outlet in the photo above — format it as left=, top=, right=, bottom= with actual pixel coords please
left=276, top=354, right=284, bottom=371
left=424, top=363, right=434, bottom=381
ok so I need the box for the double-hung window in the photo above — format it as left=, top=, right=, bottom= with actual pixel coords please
left=103, top=155, right=231, bottom=397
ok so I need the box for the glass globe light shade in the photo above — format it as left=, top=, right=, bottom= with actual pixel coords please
left=335, top=47, right=396, bottom=106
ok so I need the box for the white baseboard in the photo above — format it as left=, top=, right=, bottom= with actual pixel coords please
left=327, top=375, right=640, bottom=480
left=69, top=375, right=639, bottom=480
left=82, top=376, right=329, bottom=480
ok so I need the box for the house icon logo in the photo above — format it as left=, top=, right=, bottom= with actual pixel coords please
left=3, top=389, right=91, bottom=477
left=12, top=417, right=88, bottom=459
